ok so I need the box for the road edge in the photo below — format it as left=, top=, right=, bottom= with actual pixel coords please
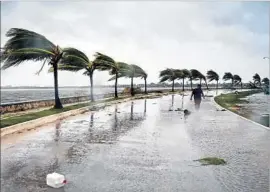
left=212, top=97, right=270, bottom=130
left=0, top=92, right=172, bottom=137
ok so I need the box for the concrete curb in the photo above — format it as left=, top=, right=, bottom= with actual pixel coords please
left=0, top=93, right=170, bottom=137
left=0, top=97, right=131, bottom=137
left=212, top=97, right=270, bottom=131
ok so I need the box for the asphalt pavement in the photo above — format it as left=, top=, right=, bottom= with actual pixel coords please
left=1, top=91, right=269, bottom=192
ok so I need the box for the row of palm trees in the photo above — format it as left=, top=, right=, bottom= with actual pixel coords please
left=159, top=69, right=269, bottom=92
left=1, top=28, right=269, bottom=109
left=1, top=28, right=148, bottom=109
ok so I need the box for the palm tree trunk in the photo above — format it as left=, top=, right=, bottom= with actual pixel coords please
left=53, top=63, right=63, bottom=109
left=231, top=79, right=234, bottom=88
left=200, top=78, right=202, bottom=85
left=131, top=77, right=134, bottom=96
left=115, top=72, right=118, bottom=98
left=182, top=78, right=185, bottom=91
left=241, top=82, right=243, bottom=89
left=90, top=73, right=94, bottom=102
left=205, top=79, right=209, bottom=90
left=216, top=80, right=219, bottom=90
left=144, top=77, right=147, bottom=94
left=172, top=80, right=175, bottom=92
left=190, top=79, right=193, bottom=90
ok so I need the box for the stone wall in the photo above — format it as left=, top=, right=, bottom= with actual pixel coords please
left=0, top=89, right=170, bottom=114
left=0, top=93, right=115, bottom=114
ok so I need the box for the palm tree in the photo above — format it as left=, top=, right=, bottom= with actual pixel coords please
left=233, top=74, right=242, bottom=89
left=1, top=28, right=65, bottom=108
left=48, top=48, right=96, bottom=101
left=262, top=77, right=269, bottom=86
left=253, top=73, right=261, bottom=87
left=128, top=64, right=145, bottom=96
left=93, top=52, right=125, bottom=98
left=206, top=70, right=219, bottom=89
left=179, top=69, right=190, bottom=91
left=190, top=69, right=201, bottom=89
left=223, top=72, right=234, bottom=88
left=141, top=72, right=148, bottom=94
left=134, top=67, right=148, bottom=94
left=108, top=64, right=146, bottom=96
left=159, top=68, right=182, bottom=92
left=198, top=73, right=209, bottom=89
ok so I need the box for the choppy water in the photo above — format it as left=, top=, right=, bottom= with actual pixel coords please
left=0, top=87, right=171, bottom=104
left=238, top=93, right=270, bottom=127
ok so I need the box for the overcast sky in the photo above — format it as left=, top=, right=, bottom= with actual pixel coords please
left=1, top=1, right=269, bottom=86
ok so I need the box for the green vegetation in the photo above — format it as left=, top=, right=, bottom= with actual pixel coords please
left=214, top=90, right=262, bottom=112
left=194, top=157, right=227, bottom=166
left=0, top=97, right=118, bottom=128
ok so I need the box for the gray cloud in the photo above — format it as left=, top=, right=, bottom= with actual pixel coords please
left=1, top=1, right=269, bottom=86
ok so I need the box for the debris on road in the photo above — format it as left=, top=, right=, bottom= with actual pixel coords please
left=46, top=172, right=66, bottom=188
left=194, top=157, right=227, bottom=166
left=184, top=109, right=191, bottom=116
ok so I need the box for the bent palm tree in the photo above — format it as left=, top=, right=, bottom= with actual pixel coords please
left=1, top=28, right=64, bottom=108
left=159, top=68, right=182, bottom=92
left=253, top=73, right=261, bottom=87
left=262, top=77, right=269, bottom=86
left=198, top=73, right=209, bottom=89
left=223, top=72, right=234, bottom=88
left=49, top=48, right=96, bottom=101
left=233, top=74, right=242, bottom=89
left=131, top=66, right=148, bottom=94
left=190, top=69, right=201, bottom=89
left=108, top=64, right=145, bottom=96
left=140, top=71, right=148, bottom=94
left=179, top=69, right=190, bottom=91
left=128, top=64, right=145, bottom=96
left=206, top=70, right=219, bottom=89
left=93, top=52, right=125, bottom=98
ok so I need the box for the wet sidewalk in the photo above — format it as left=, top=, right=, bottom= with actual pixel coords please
left=1, top=92, right=269, bottom=192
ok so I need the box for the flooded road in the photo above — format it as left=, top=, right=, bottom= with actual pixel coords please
left=1, top=92, right=269, bottom=192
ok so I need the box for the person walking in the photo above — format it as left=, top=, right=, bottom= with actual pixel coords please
left=190, top=84, right=205, bottom=110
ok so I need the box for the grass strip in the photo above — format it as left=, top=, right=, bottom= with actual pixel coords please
left=214, top=90, right=262, bottom=112
left=0, top=97, right=119, bottom=128
left=0, top=92, right=172, bottom=129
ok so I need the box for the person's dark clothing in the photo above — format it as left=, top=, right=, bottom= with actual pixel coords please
left=192, top=88, right=203, bottom=100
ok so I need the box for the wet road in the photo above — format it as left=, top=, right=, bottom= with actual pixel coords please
left=1, top=92, right=269, bottom=192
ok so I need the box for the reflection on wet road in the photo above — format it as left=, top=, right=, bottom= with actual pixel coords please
left=1, top=92, right=269, bottom=192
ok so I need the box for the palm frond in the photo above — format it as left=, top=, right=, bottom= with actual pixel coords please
left=1, top=49, right=53, bottom=70
left=36, top=59, right=48, bottom=75
left=48, top=64, right=83, bottom=73
left=262, top=77, right=269, bottom=85
left=206, top=70, right=219, bottom=82
left=159, top=75, right=170, bottom=83
left=159, top=68, right=173, bottom=77
left=1, top=28, right=57, bottom=70
left=190, top=69, right=202, bottom=80
left=233, top=74, right=241, bottom=83
left=93, top=52, right=115, bottom=70
left=5, top=28, right=55, bottom=51
left=223, top=72, right=233, bottom=81
left=253, top=73, right=261, bottom=83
